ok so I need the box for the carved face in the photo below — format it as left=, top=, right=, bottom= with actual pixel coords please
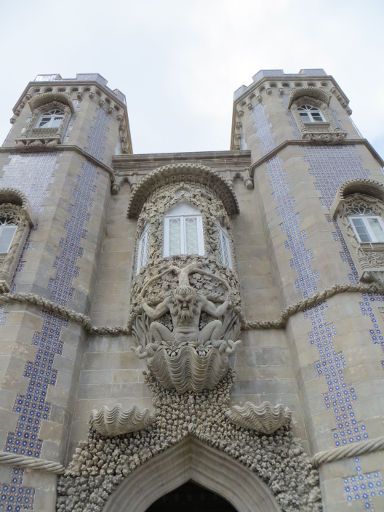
left=172, top=286, right=198, bottom=321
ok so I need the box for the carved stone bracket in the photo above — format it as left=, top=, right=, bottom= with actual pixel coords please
left=302, top=131, right=347, bottom=143
left=90, top=405, right=153, bottom=437
left=226, top=401, right=292, bottom=434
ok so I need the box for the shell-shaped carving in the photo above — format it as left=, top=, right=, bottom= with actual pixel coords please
left=226, top=401, right=291, bottom=434
left=90, top=405, right=153, bottom=437
left=145, top=341, right=241, bottom=394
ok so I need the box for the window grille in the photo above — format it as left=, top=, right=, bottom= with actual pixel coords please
left=297, top=104, right=325, bottom=123
left=37, top=109, right=65, bottom=129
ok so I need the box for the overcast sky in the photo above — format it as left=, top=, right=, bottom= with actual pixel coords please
left=0, top=0, right=383, bottom=157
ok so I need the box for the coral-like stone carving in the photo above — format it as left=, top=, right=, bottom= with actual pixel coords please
left=57, top=372, right=322, bottom=512
left=89, top=405, right=153, bottom=437
left=226, top=401, right=292, bottom=434
left=132, top=260, right=241, bottom=392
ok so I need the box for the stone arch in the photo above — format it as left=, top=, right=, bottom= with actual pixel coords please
left=28, top=91, right=75, bottom=113
left=103, top=437, right=281, bottom=512
left=288, top=87, right=331, bottom=108
left=330, top=178, right=384, bottom=219
left=127, top=163, right=239, bottom=218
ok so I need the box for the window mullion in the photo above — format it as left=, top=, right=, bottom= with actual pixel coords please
left=365, top=218, right=377, bottom=242
left=180, top=216, right=186, bottom=254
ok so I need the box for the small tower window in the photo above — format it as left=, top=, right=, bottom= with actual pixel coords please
left=218, top=224, right=233, bottom=268
left=163, top=203, right=204, bottom=257
left=136, top=224, right=149, bottom=273
left=0, top=220, right=17, bottom=254
left=36, top=108, right=65, bottom=129
left=297, top=104, right=325, bottom=123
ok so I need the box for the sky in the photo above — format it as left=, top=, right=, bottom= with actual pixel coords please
left=0, top=0, right=383, bottom=157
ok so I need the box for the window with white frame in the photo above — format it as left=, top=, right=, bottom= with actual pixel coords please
left=136, top=224, right=149, bottom=273
left=297, top=104, right=325, bottom=123
left=36, top=108, right=65, bottom=129
left=163, top=203, right=204, bottom=257
left=218, top=224, right=232, bottom=268
left=349, top=212, right=384, bottom=243
left=0, top=220, right=17, bottom=254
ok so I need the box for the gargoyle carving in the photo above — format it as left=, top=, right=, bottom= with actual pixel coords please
left=142, top=262, right=230, bottom=345
left=132, top=261, right=241, bottom=392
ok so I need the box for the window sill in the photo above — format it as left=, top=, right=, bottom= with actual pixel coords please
left=302, top=131, right=347, bottom=144
left=360, top=242, right=384, bottom=250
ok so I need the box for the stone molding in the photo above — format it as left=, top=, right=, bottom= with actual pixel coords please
left=127, top=163, right=239, bottom=218
left=312, top=435, right=384, bottom=468
left=0, top=451, right=65, bottom=474
left=246, top=138, right=384, bottom=187
left=0, top=145, right=118, bottom=193
left=1, top=281, right=383, bottom=334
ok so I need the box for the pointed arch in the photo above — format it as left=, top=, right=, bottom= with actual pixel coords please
left=103, top=437, right=281, bottom=512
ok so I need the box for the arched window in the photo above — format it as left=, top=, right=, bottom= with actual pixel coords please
left=136, top=224, right=149, bottom=273
left=0, top=219, right=17, bottom=254
left=297, top=104, right=325, bottom=123
left=36, top=108, right=65, bottom=129
left=217, top=224, right=233, bottom=268
left=348, top=205, right=384, bottom=243
left=163, top=203, right=204, bottom=257
left=0, top=189, right=33, bottom=291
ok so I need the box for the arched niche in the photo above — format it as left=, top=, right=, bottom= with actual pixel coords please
left=103, top=437, right=281, bottom=512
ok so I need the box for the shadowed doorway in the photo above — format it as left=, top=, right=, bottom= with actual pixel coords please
left=145, top=481, right=237, bottom=512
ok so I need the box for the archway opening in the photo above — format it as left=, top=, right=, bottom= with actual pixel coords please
left=145, top=481, right=237, bottom=512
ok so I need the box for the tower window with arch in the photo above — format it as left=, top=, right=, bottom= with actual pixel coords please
left=36, top=108, right=65, bottom=129
left=297, top=104, right=325, bottom=123
left=0, top=190, right=33, bottom=291
left=163, top=203, right=204, bottom=257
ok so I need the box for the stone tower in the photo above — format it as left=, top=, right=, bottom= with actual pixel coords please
left=0, top=70, right=383, bottom=512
